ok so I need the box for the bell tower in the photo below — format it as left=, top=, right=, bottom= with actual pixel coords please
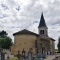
left=38, top=13, right=48, bottom=36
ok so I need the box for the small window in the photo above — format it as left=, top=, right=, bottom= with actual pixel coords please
left=40, top=30, right=44, bottom=35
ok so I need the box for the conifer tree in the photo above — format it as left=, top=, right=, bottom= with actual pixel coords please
left=57, top=37, right=60, bottom=52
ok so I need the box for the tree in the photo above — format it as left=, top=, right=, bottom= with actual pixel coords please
left=57, top=37, right=60, bottom=53
left=0, top=37, right=12, bottom=49
left=0, top=30, right=8, bottom=38
left=0, top=30, right=12, bottom=49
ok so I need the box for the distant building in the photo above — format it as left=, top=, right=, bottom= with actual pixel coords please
left=11, top=13, right=55, bottom=55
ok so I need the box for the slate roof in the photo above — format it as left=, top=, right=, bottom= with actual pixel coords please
left=38, top=13, right=47, bottom=28
left=13, top=29, right=39, bottom=36
left=50, top=38, right=55, bottom=41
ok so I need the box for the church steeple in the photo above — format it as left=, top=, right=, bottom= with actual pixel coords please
left=38, top=13, right=48, bottom=36
left=38, top=12, right=47, bottom=28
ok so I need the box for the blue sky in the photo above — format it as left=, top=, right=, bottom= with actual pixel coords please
left=0, top=0, right=60, bottom=49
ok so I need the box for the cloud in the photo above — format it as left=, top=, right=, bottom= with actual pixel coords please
left=0, top=0, right=60, bottom=49
left=1, top=4, right=8, bottom=10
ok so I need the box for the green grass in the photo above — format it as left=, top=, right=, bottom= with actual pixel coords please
left=9, top=57, right=18, bottom=60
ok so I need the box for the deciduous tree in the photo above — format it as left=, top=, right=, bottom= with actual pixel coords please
left=0, top=30, right=12, bottom=49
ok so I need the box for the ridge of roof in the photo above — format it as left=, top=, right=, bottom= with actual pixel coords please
left=13, top=29, right=39, bottom=36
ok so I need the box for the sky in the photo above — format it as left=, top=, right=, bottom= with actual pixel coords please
left=0, top=0, right=60, bottom=49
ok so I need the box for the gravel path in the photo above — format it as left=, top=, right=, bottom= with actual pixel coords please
left=44, top=55, right=55, bottom=60
left=44, top=54, right=60, bottom=60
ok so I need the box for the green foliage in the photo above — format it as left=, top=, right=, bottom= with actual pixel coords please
left=0, top=37, right=12, bottom=49
left=0, top=30, right=12, bottom=49
left=0, top=30, right=8, bottom=38
left=57, top=37, right=60, bottom=53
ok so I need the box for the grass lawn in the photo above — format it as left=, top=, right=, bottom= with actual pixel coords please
left=9, top=57, right=18, bottom=60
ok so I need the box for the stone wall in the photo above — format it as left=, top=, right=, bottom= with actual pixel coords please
left=50, top=40, right=55, bottom=54
left=11, top=34, right=55, bottom=55
left=11, top=34, right=37, bottom=55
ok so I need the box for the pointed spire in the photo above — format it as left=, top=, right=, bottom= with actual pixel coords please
left=38, top=12, right=47, bottom=28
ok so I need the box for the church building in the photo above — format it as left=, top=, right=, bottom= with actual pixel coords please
left=11, top=13, right=55, bottom=55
